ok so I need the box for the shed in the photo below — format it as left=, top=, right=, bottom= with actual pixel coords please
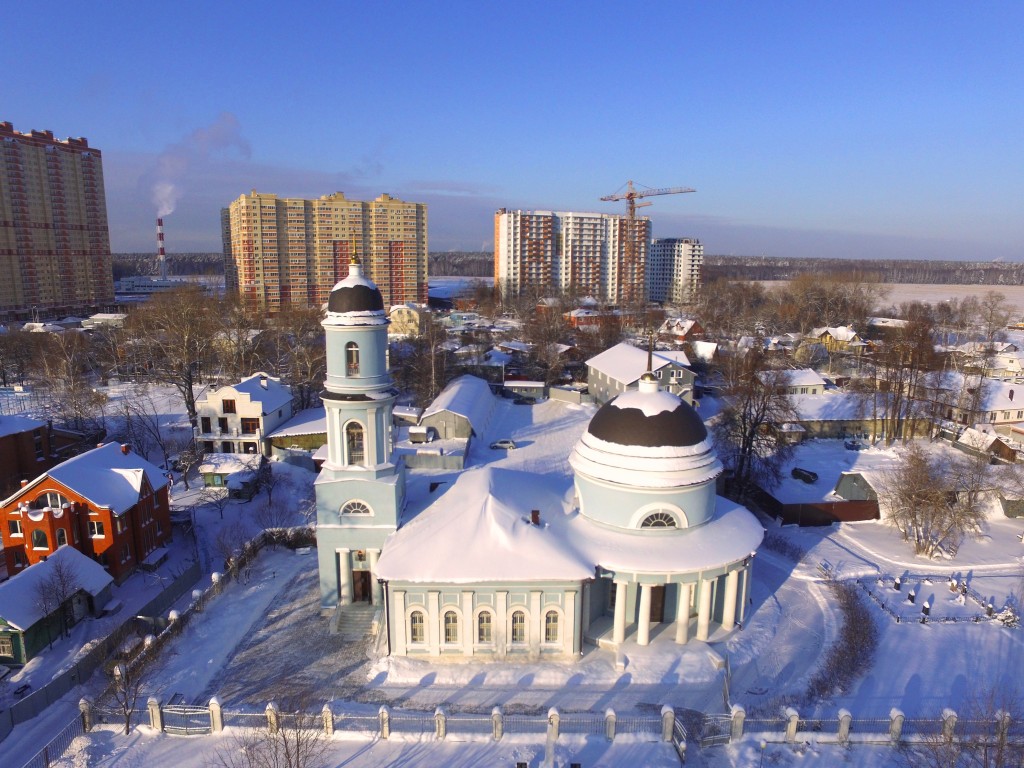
left=419, top=376, right=496, bottom=440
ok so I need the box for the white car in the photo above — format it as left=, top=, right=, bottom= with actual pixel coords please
left=489, top=439, right=517, bottom=450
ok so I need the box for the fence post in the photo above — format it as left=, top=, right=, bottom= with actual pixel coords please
left=605, top=708, right=616, bottom=741
left=661, top=705, right=676, bottom=742
left=148, top=697, right=163, bottom=732
left=889, top=708, right=905, bottom=743
left=996, top=709, right=1010, bottom=752
left=212, top=572, right=223, bottom=596
left=379, top=705, right=390, bottom=739
left=322, top=704, right=334, bottom=737
left=730, top=704, right=745, bottom=741
left=192, top=589, right=203, bottom=611
left=837, top=709, right=852, bottom=743
left=491, top=706, right=503, bottom=741
left=784, top=707, right=799, bottom=743
left=79, top=696, right=93, bottom=733
left=266, top=701, right=279, bottom=734
left=209, top=697, right=223, bottom=733
left=434, top=707, right=447, bottom=740
left=942, top=708, right=958, bottom=743
left=548, top=707, right=560, bottom=741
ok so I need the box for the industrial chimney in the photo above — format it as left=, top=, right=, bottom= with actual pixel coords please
left=156, top=217, right=168, bottom=280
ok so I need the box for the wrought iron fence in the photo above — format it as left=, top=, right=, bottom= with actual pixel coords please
left=19, top=713, right=83, bottom=768
left=504, top=714, right=549, bottom=734
left=560, top=714, right=606, bottom=734
left=164, top=704, right=213, bottom=735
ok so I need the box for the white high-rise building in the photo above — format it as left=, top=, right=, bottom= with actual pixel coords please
left=647, top=237, right=703, bottom=305
left=494, top=209, right=650, bottom=304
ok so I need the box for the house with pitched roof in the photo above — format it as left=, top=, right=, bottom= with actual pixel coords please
left=194, top=372, right=294, bottom=457
left=0, top=443, right=171, bottom=583
left=586, top=342, right=695, bottom=405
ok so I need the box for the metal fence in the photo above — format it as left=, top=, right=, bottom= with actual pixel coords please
left=17, top=712, right=84, bottom=768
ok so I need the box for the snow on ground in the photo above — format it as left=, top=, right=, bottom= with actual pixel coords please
left=11, top=390, right=1024, bottom=767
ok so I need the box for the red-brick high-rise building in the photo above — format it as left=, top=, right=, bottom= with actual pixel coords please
left=0, top=122, right=114, bottom=319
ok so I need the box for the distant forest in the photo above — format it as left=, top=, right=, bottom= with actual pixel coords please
left=114, top=251, right=1024, bottom=286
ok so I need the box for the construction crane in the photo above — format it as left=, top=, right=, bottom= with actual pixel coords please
left=600, top=181, right=695, bottom=305
left=600, top=180, right=695, bottom=219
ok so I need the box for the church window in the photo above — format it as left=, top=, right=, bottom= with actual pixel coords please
left=477, top=611, right=492, bottom=644
left=346, top=342, right=360, bottom=375
left=31, top=529, right=48, bottom=550
left=511, top=611, right=526, bottom=643
left=443, top=611, right=459, bottom=644
left=340, top=500, right=371, bottom=516
left=641, top=512, right=677, bottom=529
left=345, top=422, right=365, bottom=465
left=544, top=611, right=559, bottom=643
left=56, top=528, right=67, bottom=547
left=409, top=611, right=425, bottom=644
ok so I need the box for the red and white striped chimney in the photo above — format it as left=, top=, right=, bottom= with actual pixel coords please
left=156, top=217, right=168, bottom=280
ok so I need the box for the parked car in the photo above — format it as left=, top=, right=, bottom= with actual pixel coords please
left=791, top=467, right=818, bottom=484
left=844, top=438, right=866, bottom=451
left=513, top=396, right=535, bottom=405
left=490, top=439, right=517, bottom=450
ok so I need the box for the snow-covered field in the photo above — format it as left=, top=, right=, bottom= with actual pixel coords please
left=7, top=390, right=1024, bottom=767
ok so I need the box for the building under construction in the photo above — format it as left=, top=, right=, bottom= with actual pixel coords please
left=222, top=191, right=428, bottom=312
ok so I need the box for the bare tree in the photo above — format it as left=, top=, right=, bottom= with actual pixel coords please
left=211, top=700, right=329, bottom=768
left=258, top=305, right=325, bottom=411
left=110, top=661, right=146, bottom=735
left=392, top=315, right=454, bottom=407
left=174, top=441, right=205, bottom=491
left=34, top=332, right=108, bottom=435
left=200, top=486, right=234, bottom=520
left=252, top=498, right=295, bottom=531
left=214, top=519, right=251, bottom=573
left=712, top=348, right=797, bottom=492
left=126, top=285, right=219, bottom=424
left=879, top=443, right=988, bottom=558
left=33, top=555, right=81, bottom=645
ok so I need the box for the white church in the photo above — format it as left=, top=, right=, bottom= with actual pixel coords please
left=315, top=260, right=764, bottom=660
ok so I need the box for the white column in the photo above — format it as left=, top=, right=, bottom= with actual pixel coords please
left=529, top=591, right=542, bottom=655
left=580, top=582, right=592, bottom=644
left=696, top=577, right=713, bottom=641
left=612, top=581, right=628, bottom=645
left=740, top=565, right=752, bottom=623
left=428, top=591, right=440, bottom=656
left=368, top=549, right=382, bottom=605
left=496, top=591, right=508, bottom=660
left=565, top=590, right=578, bottom=656
left=722, top=570, right=739, bottom=631
left=392, top=591, right=407, bottom=655
left=462, top=591, right=474, bottom=657
left=366, top=407, right=379, bottom=465
left=337, top=549, right=351, bottom=606
left=637, top=584, right=652, bottom=646
left=675, top=583, right=692, bottom=645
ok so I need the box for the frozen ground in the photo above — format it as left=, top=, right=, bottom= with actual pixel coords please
left=8, top=395, right=1024, bottom=767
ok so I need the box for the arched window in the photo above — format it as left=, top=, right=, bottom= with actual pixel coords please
left=56, top=528, right=68, bottom=547
left=345, top=422, right=365, bottom=465
left=544, top=610, right=559, bottom=643
left=641, top=512, right=677, bottom=529
left=31, top=529, right=48, bottom=550
left=345, top=342, right=360, bottom=375
left=443, top=611, right=459, bottom=644
left=409, top=611, right=425, bottom=644
left=477, top=611, right=492, bottom=643
left=511, top=611, right=526, bottom=644
left=340, top=500, right=371, bottom=516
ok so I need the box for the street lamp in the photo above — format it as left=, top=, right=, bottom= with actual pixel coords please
left=759, top=740, right=767, bottom=767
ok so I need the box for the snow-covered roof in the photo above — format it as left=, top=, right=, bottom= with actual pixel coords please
left=0, top=414, right=46, bottom=439
left=199, top=453, right=262, bottom=475
left=811, top=325, right=859, bottom=342
left=690, top=341, right=718, bottom=362
left=788, top=393, right=867, bottom=422
left=266, top=408, right=326, bottom=438
left=375, top=467, right=761, bottom=583
left=956, top=427, right=1001, bottom=452
left=777, top=369, right=827, bottom=388
left=6, top=443, right=169, bottom=514
left=587, top=343, right=688, bottom=385
left=221, top=373, right=293, bottom=414
left=420, top=376, right=495, bottom=434
left=0, top=546, right=112, bottom=630
left=392, top=405, right=424, bottom=421
left=868, top=317, right=909, bottom=329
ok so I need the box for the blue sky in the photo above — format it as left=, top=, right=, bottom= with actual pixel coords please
left=3, top=2, right=1022, bottom=259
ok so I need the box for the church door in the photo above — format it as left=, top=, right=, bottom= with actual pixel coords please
left=649, top=586, right=665, bottom=623
left=352, top=570, right=372, bottom=603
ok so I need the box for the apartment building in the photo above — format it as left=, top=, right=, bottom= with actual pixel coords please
left=493, top=209, right=651, bottom=304
left=223, top=191, right=427, bottom=312
left=647, top=237, right=703, bottom=304
left=0, top=122, right=114, bottom=319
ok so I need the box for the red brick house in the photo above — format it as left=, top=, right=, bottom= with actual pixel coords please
left=0, top=416, right=54, bottom=498
left=0, top=443, right=171, bottom=583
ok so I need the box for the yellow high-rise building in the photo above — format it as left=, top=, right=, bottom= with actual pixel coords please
left=0, top=121, right=114, bottom=318
left=223, top=191, right=427, bottom=312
